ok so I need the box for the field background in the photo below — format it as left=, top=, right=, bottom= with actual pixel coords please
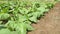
left=0, top=0, right=60, bottom=34
left=0, top=0, right=57, bottom=3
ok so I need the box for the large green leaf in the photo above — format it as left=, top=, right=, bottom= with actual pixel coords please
left=0, top=29, right=18, bottom=34
left=0, top=13, right=10, bottom=20
left=15, top=23, right=27, bottom=34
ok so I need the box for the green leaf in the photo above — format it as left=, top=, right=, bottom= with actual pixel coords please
left=37, top=7, right=46, bottom=12
left=26, top=24, right=34, bottom=30
left=5, top=20, right=16, bottom=30
left=24, top=21, right=31, bottom=24
left=18, top=15, right=28, bottom=22
left=19, top=8, right=30, bottom=14
left=0, top=13, right=10, bottom=20
left=16, top=23, right=27, bottom=34
left=0, top=29, right=18, bottom=34
left=29, top=16, right=37, bottom=22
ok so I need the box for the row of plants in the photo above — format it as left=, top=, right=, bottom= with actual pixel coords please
left=0, top=0, right=59, bottom=34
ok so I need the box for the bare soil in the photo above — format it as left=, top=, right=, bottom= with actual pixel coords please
left=28, top=2, right=60, bottom=34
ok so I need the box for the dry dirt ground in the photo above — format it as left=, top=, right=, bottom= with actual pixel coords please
left=28, top=2, right=60, bottom=34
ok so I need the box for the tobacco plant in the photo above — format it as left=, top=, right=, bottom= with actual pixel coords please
left=0, top=0, right=59, bottom=34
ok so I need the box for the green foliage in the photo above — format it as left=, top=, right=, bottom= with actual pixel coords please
left=0, top=0, right=58, bottom=34
left=0, top=13, right=10, bottom=20
left=0, top=29, right=18, bottom=34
